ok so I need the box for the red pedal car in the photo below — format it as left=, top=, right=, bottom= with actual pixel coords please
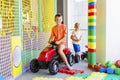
left=30, top=42, right=74, bottom=75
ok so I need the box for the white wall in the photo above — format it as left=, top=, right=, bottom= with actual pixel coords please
left=96, top=0, right=120, bottom=63
left=63, top=0, right=68, bottom=26
left=67, top=0, right=88, bottom=53
left=96, top=0, right=106, bottom=63
left=106, top=0, right=120, bottom=62
left=65, top=0, right=120, bottom=63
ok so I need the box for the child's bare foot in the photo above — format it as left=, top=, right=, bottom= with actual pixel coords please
left=67, top=65, right=73, bottom=70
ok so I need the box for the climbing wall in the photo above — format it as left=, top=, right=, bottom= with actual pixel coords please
left=22, top=0, right=34, bottom=69
left=88, top=0, right=96, bottom=68
left=22, top=0, right=56, bottom=70
left=31, top=0, right=39, bottom=59
left=38, top=32, right=51, bottom=50
left=0, top=0, right=57, bottom=79
left=0, top=0, right=14, bottom=36
left=0, top=0, right=22, bottom=79
left=0, top=0, right=21, bottom=36
left=41, top=0, right=55, bottom=32
left=37, top=0, right=56, bottom=50
left=22, top=32, right=38, bottom=69
left=0, top=36, right=12, bottom=80
left=22, top=0, right=39, bottom=70
left=14, top=0, right=22, bottom=36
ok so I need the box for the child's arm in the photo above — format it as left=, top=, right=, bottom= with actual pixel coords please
left=71, top=31, right=78, bottom=41
left=71, top=35, right=79, bottom=41
left=78, top=35, right=82, bottom=41
left=48, top=34, right=54, bottom=43
left=48, top=27, right=55, bottom=43
left=56, top=34, right=66, bottom=44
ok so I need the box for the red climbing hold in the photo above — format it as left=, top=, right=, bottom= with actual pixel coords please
left=58, top=67, right=84, bottom=75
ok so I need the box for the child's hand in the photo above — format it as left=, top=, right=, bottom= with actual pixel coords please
left=78, top=35, right=82, bottom=41
left=77, top=39, right=81, bottom=42
left=55, top=41, right=60, bottom=44
left=80, top=35, right=82, bottom=39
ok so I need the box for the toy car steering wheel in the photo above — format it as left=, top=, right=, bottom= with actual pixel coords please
left=50, top=41, right=58, bottom=46
left=50, top=41, right=58, bottom=48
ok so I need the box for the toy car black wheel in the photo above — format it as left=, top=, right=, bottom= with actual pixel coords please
left=49, top=60, right=59, bottom=75
left=75, top=55, right=80, bottom=63
left=66, top=52, right=74, bottom=66
left=30, top=59, right=39, bottom=73
left=81, top=55, right=85, bottom=60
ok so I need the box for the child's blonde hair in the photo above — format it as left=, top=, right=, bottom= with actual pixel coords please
left=75, top=22, right=80, bottom=27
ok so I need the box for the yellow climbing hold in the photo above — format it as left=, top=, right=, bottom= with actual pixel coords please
left=32, top=77, right=63, bottom=80
left=85, top=72, right=107, bottom=80
left=65, top=76, right=84, bottom=80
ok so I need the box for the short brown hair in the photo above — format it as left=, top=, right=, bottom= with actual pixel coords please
left=55, top=13, right=62, bottom=18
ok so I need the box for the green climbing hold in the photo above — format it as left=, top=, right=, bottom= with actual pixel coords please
left=115, top=68, right=120, bottom=75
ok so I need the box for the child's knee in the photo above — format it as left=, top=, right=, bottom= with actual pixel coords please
left=58, top=44, right=65, bottom=49
left=58, top=45, right=64, bottom=53
left=75, top=52, right=80, bottom=55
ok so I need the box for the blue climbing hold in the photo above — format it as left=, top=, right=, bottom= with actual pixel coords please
left=106, top=68, right=115, bottom=74
left=99, top=67, right=106, bottom=73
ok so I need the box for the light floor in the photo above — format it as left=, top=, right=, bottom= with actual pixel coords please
left=16, top=60, right=92, bottom=80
